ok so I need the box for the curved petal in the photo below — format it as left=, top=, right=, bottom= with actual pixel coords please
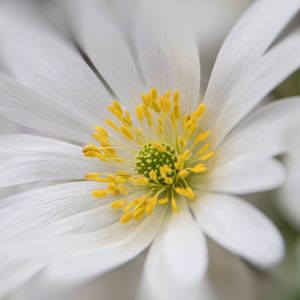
left=64, top=0, right=145, bottom=109
left=203, top=0, right=300, bottom=125
left=139, top=201, right=207, bottom=300
left=0, top=134, right=107, bottom=188
left=0, top=181, right=108, bottom=239
left=0, top=207, right=165, bottom=283
left=208, top=155, right=285, bottom=194
left=212, top=30, right=300, bottom=142
left=192, top=193, right=284, bottom=268
left=221, top=98, right=300, bottom=158
left=0, top=3, right=113, bottom=124
left=134, top=0, right=201, bottom=113
left=0, top=76, right=92, bottom=144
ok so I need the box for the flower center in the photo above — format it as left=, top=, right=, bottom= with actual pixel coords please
left=83, top=88, right=214, bottom=224
left=136, top=143, right=177, bottom=185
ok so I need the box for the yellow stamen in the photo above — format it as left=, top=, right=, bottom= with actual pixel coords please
left=120, top=212, right=133, bottom=224
left=120, top=126, right=134, bottom=140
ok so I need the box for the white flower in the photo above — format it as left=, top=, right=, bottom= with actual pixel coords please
left=0, top=0, right=300, bottom=299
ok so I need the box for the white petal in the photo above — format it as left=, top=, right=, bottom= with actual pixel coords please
left=0, top=257, right=46, bottom=299
left=0, top=181, right=107, bottom=239
left=2, top=208, right=165, bottom=283
left=203, top=0, right=300, bottom=132
left=277, top=130, right=300, bottom=231
left=134, top=0, right=201, bottom=113
left=192, top=193, right=284, bottom=268
left=221, top=98, right=300, bottom=159
left=212, top=30, right=300, bottom=142
left=0, top=76, right=92, bottom=143
left=209, top=155, right=285, bottom=194
left=0, top=134, right=105, bottom=188
left=65, top=0, right=145, bottom=108
left=139, top=201, right=207, bottom=300
left=0, top=4, right=112, bottom=124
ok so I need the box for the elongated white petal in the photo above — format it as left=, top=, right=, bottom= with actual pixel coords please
left=192, top=193, right=284, bottom=268
left=139, top=201, right=207, bottom=300
left=209, top=155, right=285, bottom=194
left=0, top=76, right=92, bottom=143
left=222, top=97, right=300, bottom=158
left=65, top=0, right=144, bottom=109
left=203, top=0, right=300, bottom=130
left=0, top=181, right=108, bottom=239
left=0, top=134, right=107, bottom=188
left=0, top=4, right=112, bottom=124
left=134, top=0, right=201, bottom=113
left=1, top=208, right=165, bottom=284
left=213, top=30, right=300, bottom=142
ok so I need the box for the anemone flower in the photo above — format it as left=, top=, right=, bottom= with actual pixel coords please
left=0, top=0, right=300, bottom=299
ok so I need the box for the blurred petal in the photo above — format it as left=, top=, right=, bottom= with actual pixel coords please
left=277, top=128, right=300, bottom=230
left=203, top=0, right=300, bottom=137
left=222, top=97, right=300, bottom=158
left=64, top=0, right=145, bottom=109
left=0, top=76, right=92, bottom=143
left=192, top=193, right=284, bottom=268
left=213, top=29, right=300, bottom=142
left=209, top=155, right=285, bottom=194
left=0, top=1, right=112, bottom=125
left=139, top=201, right=207, bottom=300
left=134, top=0, right=201, bottom=113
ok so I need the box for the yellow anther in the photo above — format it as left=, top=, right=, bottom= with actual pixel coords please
left=136, top=105, right=144, bottom=122
left=120, top=212, right=133, bottom=224
left=120, top=126, right=134, bottom=140
left=190, top=164, right=207, bottom=174
left=178, top=169, right=189, bottom=178
left=95, top=126, right=109, bottom=137
left=178, top=137, right=187, bottom=148
left=158, top=197, right=169, bottom=205
left=196, top=143, right=211, bottom=156
left=200, top=151, right=214, bottom=161
left=83, top=143, right=99, bottom=153
left=92, top=133, right=107, bottom=144
left=173, top=91, right=180, bottom=104
left=112, top=100, right=123, bottom=114
left=123, top=201, right=136, bottom=212
left=145, top=196, right=158, bottom=214
left=185, top=187, right=195, bottom=200
left=193, top=103, right=206, bottom=118
left=111, top=199, right=126, bottom=209
left=133, top=207, right=146, bottom=220
left=192, top=131, right=211, bottom=148
left=174, top=103, right=180, bottom=120
left=105, top=119, right=119, bottom=131
left=174, top=187, right=195, bottom=200
left=161, top=97, right=171, bottom=112
left=123, top=110, right=132, bottom=126
left=108, top=105, right=123, bottom=121
left=152, top=99, right=161, bottom=113
left=171, top=197, right=179, bottom=212
left=151, top=87, right=158, bottom=101
left=165, top=177, right=173, bottom=184
left=85, top=172, right=100, bottom=180
left=149, top=170, right=157, bottom=181
left=92, top=189, right=109, bottom=198
left=160, top=165, right=172, bottom=178
left=152, top=142, right=165, bottom=152
left=130, top=176, right=149, bottom=185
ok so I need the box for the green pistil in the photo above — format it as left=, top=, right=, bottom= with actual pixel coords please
left=136, top=143, right=178, bottom=184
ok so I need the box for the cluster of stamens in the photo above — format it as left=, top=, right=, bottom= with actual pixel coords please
left=83, top=88, right=214, bottom=224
